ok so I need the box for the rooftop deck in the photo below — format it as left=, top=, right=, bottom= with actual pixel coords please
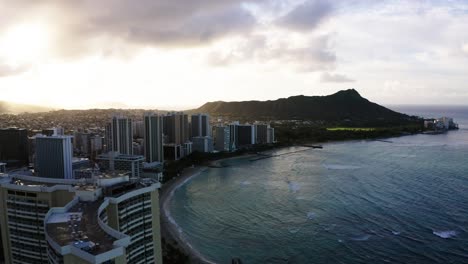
left=46, top=199, right=116, bottom=256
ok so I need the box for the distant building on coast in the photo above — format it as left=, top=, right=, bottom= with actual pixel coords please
left=191, top=113, right=211, bottom=138
left=424, top=117, right=459, bottom=131
left=214, top=126, right=231, bottom=152
left=192, top=136, right=213, bottom=153
left=213, top=122, right=275, bottom=152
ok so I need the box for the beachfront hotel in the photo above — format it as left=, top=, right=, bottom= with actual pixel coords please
left=0, top=171, right=163, bottom=264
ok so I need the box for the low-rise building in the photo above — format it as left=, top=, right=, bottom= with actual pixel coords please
left=192, top=136, right=213, bottom=153
left=96, top=152, right=144, bottom=178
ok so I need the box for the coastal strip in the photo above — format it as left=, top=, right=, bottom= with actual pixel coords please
left=159, top=154, right=259, bottom=263
left=160, top=166, right=216, bottom=264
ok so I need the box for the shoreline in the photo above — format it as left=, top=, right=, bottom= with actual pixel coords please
left=160, top=166, right=214, bottom=264
left=159, top=154, right=260, bottom=263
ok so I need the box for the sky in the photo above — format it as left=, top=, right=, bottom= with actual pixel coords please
left=0, top=0, right=467, bottom=110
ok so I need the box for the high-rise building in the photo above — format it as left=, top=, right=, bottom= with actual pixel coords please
left=105, top=116, right=133, bottom=155
left=237, top=124, right=255, bottom=147
left=144, top=114, right=164, bottom=163
left=0, top=172, right=163, bottom=264
left=35, top=135, right=73, bottom=179
left=214, top=126, right=231, bottom=152
left=163, top=144, right=182, bottom=161
left=89, top=135, right=104, bottom=159
left=0, top=128, right=29, bottom=167
left=191, top=114, right=210, bottom=138
left=267, top=127, right=275, bottom=143
left=163, top=112, right=189, bottom=145
left=228, top=122, right=239, bottom=151
left=74, top=132, right=90, bottom=155
left=192, top=136, right=213, bottom=153
left=133, top=121, right=145, bottom=139
left=254, top=124, right=269, bottom=144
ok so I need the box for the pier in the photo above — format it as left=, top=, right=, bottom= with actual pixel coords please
left=249, top=145, right=323, bottom=162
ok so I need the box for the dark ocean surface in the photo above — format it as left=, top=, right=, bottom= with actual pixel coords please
left=169, top=106, right=468, bottom=263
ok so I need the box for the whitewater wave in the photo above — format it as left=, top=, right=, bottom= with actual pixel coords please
left=288, top=181, right=301, bottom=193
left=350, top=234, right=371, bottom=241
left=391, top=231, right=401, bottom=235
left=240, top=180, right=251, bottom=185
left=433, top=230, right=458, bottom=239
left=288, top=228, right=301, bottom=234
left=307, top=212, right=316, bottom=220
left=323, top=164, right=361, bottom=170
left=391, top=154, right=417, bottom=158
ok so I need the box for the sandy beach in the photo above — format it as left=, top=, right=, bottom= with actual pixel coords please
left=160, top=165, right=216, bottom=264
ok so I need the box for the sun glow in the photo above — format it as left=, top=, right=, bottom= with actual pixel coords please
left=0, top=23, right=50, bottom=66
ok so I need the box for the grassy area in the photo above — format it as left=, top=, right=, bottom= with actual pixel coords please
left=327, top=127, right=376, bottom=131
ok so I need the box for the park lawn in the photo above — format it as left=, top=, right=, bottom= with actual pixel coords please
left=326, top=127, right=376, bottom=131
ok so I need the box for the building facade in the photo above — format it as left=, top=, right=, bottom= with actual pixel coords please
left=144, top=114, right=164, bottom=163
left=35, top=136, right=73, bottom=179
left=96, top=153, right=144, bottom=178
left=106, top=117, right=133, bottom=155
left=191, top=114, right=210, bottom=138
left=0, top=128, right=29, bottom=167
left=192, top=137, right=213, bottom=153
left=163, top=112, right=189, bottom=145
left=237, top=125, right=255, bottom=147
left=214, top=126, right=230, bottom=152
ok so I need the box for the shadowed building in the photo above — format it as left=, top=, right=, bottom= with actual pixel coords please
left=163, top=112, right=189, bottom=145
left=105, top=116, right=133, bottom=155
left=35, top=135, right=73, bottom=179
left=191, top=114, right=210, bottom=138
left=0, top=128, right=29, bottom=167
left=214, top=126, right=231, bottom=152
left=144, top=114, right=164, bottom=163
left=237, top=125, right=255, bottom=147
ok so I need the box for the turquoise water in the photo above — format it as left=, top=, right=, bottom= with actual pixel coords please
left=170, top=107, right=468, bottom=263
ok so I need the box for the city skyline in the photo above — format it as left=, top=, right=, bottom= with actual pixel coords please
left=1, top=1, right=468, bottom=109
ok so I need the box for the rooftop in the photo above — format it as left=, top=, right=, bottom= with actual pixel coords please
left=97, top=153, right=144, bottom=161
left=104, top=178, right=159, bottom=198
left=46, top=199, right=116, bottom=256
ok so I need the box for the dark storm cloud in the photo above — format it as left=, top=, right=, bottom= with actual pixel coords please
left=0, top=0, right=261, bottom=54
left=0, top=0, right=339, bottom=70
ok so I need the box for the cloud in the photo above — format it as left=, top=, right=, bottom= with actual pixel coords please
left=277, top=0, right=333, bottom=31
left=0, top=0, right=266, bottom=58
left=320, top=72, right=355, bottom=83
left=462, top=43, right=468, bottom=55
left=208, top=34, right=336, bottom=72
left=0, top=63, right=29, bottom=77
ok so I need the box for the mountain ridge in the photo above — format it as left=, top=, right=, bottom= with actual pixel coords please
left=193, top=89, right=413, bottom=126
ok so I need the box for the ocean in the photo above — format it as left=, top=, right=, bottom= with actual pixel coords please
left=169, top=106, right=468, bottom=264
